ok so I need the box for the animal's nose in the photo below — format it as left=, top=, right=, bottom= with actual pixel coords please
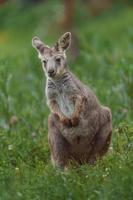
left=48, top=69, right=55, bottom=76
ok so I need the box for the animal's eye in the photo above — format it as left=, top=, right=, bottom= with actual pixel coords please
left=43, top=60, right=47, bottom=65
left=56, top=57, right=61, bottom=63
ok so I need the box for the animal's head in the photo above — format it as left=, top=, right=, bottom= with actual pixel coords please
left=32, top=32, right=71, bottom=79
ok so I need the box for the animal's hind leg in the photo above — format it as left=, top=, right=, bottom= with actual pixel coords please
left=89, top=107, right=112, bottom=164
left=48, top=114, right=70, bottom=169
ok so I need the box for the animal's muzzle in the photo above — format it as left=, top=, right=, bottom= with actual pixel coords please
left=48, top=69, right=55, bottom=77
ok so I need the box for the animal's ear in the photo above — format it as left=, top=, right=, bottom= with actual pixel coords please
left=32, top=36, right=46, bottom=54
left=54, top=32, right=71, bottom=52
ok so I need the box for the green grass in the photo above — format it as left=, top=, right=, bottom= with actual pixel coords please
left=0, top=1, right=133, bottom=200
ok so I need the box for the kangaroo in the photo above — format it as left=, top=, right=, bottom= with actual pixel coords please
left=32, top=32, right=112, bottom=169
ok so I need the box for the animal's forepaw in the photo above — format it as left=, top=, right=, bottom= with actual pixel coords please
left=71, top=116, right=79, bottom=127
left=60, top=117, right=72, bottom=127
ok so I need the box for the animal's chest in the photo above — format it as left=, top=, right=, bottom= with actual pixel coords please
left=46, top=82, right=75, bottom=118
left=56, top=92, right=74, bottom=118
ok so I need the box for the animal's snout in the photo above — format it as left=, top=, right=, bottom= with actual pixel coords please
left=48, top=69, right=55, bottom=77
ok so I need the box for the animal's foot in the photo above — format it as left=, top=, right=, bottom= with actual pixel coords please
left=60, top=117, right=72, bottom=127
left=71, top=116, right=79, bottom=127
left=88, top=158, right=96, bottom=166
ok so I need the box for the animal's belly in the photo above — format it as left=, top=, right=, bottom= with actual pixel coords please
left=60, top=116, right=98, bottom=144
left=57, top=95, right=74, bottom=118
left=61, top=121, right=93, bottom=144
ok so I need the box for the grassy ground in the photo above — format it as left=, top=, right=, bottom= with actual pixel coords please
left=0, top=1, right=133, bottom=200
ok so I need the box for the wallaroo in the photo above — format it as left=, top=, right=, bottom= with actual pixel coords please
left=32, top=32, right=112, bottom=169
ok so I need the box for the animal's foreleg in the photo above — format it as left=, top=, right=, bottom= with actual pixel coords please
left=71, top=95, right=84, bottom=126
left=49, top=99, right=71, bottom=126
